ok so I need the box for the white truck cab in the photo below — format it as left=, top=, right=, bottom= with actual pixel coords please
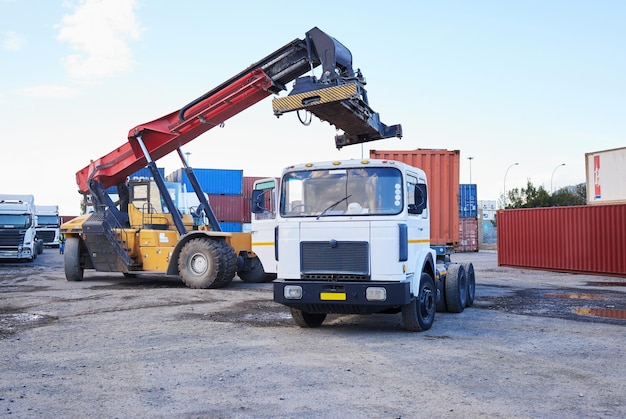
left=253, top=159, right=474, bottom=332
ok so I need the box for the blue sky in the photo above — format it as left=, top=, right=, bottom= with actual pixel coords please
left=1, top=0, right=624, bottom=215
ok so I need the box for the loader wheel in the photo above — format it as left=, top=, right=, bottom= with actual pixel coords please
left=290, top=308, right=326, bottom=328
left=178, top=238, right=223, bottom=289
left=401, top=272, right=436, bottom=332
left=238, top=256, right=267, bottom=283
left=215, top=240, right=237, bottom=286
left=463, top=262, right=476, bottom=307
left=64, top=237, right=84, bottom=281
left=445, top=263, right=467, bottom=313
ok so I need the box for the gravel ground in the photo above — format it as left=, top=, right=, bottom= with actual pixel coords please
left=1, top=249, right=625, bottom=418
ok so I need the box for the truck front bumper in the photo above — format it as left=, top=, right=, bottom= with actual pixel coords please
left=274, top=281, right=412, bottom=315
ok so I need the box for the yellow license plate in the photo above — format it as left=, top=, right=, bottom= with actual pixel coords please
left=320, top=292, right=346, bottom=301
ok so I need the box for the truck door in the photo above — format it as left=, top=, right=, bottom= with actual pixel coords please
left=250, top=178, right=278, bottom=275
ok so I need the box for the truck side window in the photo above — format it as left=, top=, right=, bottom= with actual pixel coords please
left=407, top=175, right=427, bottom=214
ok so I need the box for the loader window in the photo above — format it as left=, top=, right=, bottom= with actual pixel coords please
left=281, top=166, right=403, bottom=217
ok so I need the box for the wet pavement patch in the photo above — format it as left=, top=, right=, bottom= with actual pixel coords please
left=0, top=312, right=58, bottom=338
left=178, top=299, right=293, bottom=327
left=478, top=287, right=626, bottom=325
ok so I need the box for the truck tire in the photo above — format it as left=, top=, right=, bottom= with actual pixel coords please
left=64, top=237, right=84, bottom=281
left=401, top=272, right=436, bottom=332
left=290, top=308, right=326, bottom=328
left=463, top=262, right=476, bottom=307
left=238, top=256, right=267, bottom=283
left=445, top=264, right=467, bottom=313
left=178, top=238, right=223, bottom=289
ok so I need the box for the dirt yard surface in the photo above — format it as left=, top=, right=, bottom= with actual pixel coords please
left=1, top=250, right=625, bottom=418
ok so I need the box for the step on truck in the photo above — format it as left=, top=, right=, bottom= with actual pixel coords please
left=60, top=27, right=401, bottom=289
left=257, top=159, right=476, bottom=332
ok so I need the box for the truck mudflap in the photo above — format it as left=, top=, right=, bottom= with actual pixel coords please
left=274, top=281, right=412, bottom=315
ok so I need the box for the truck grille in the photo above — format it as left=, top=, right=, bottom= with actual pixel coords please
left=37, top=231, right=56, bottom=243
left=300, top=241, right=369, bottom=281
left=0, top=229, right=26, bottom=247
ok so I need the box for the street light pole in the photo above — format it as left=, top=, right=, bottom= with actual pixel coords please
left=503, top=162, right=519, bottom=208
left=551, top=163, right=566, bottom=193
left=468, top=156, right=474, bottom=184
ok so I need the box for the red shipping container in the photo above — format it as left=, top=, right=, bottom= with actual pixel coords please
left=458, top=218, right=479, bottom=252
left=497, top=204, right=626, bottom=277
left=370, top=149, right=460, bottom=248
left=207, top=194, right=245, bottom=222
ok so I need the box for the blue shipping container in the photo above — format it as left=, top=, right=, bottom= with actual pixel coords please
left=166, top=168, right=243, bottom=195
left=459, top=184, right=478, bottom=218
left=106, top=167, right=165, bottom=193
left=218, top=221, right=243, bottom=232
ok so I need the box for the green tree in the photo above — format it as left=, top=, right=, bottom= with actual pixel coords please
left=504, top=180, right=586, bottom=209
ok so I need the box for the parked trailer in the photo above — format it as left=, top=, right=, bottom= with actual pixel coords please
left=585, top=146, right=626, bottom=205
left=497, top=204, right=626, bottom=277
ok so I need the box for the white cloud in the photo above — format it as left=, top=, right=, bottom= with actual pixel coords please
left=18, top=84, right=78, bottom=98
left=3, top=31, right=25, bottom=51
left=56, top=0, right=142, bottom=82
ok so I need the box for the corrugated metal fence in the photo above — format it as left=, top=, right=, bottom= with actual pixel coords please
left=497, top=204, right=626, bottom=277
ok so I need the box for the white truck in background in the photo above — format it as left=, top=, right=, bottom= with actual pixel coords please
left=0, top=194, right=39, bottom=261
left=35, top=205, right=61, bottom=247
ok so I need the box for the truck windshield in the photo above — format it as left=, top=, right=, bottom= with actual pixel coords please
left=37, top=215, right=59, bottom=227
left=281, top=166, right=403, bottom=217
left=0, top=215, right=32, bottom=228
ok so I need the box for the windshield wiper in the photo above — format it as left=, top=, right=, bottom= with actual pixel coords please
left=317, top=194, right=352, bottom=219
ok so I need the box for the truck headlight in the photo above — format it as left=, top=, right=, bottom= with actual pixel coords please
left=366, top=287, right=386, bottom=302
left=284, top=285, right=303, bottom=299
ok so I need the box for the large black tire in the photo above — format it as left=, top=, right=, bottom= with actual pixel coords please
left=445, top=264, right=467, bottom=313
left=215, top=240, right=237, bottom=287
left=64, top=237, right=84, bottom=281
left=178, top=238, right=223, bottom=289
left=436, top=277, right=447, bottom=312
left=290, top=308, right=326, bottom=328
left=401, top=272, right=436, bottom=332
left=238, top=256, right=267, bottom=283
left=463, top=262, right=476, bottom=307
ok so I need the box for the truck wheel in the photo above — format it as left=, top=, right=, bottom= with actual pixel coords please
left=445, top=264, right=467, bottom=313
left=64, top=237, right=84, bottom=281
left=401, top=272, right=436, bottom=332
left=290, top=308, right=326, bottom=328
left=238, top=256, right=266, bottom=283
left=463, top=262, right=476, bottom=307
left=178, top=238, right=222, bottom=289
left=436, top=278, right=447, bottom=312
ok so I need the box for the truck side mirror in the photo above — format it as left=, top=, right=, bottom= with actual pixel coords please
left=251, top=190, right=266, bottom=214
left=409, top=184, right=427, bottom=214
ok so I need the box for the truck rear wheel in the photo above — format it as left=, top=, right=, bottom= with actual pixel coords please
left=64, top=237, right=84, bottom=281
left=178, top=238, right=223, bottom=289
left=238, top=256, right=266, bottom=283
left=445, top=264, right=467, bottom=313
left=290, top=308, right=326, bottom=328
left=401, top=272, right=436, bottom=332
left=463, top=262, right=476, bottom=307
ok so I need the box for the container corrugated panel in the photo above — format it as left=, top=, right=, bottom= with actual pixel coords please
left=370, top=149, right=460, bottom=247
left=497, top=204, right=626, bottom=277
left=166, top=168, right=243, bottom=195
left=207, top=194, right=245, bottom=222
left=458, top=217, right=479, bottom=252
left=459, top=184, right=478, bottom=218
